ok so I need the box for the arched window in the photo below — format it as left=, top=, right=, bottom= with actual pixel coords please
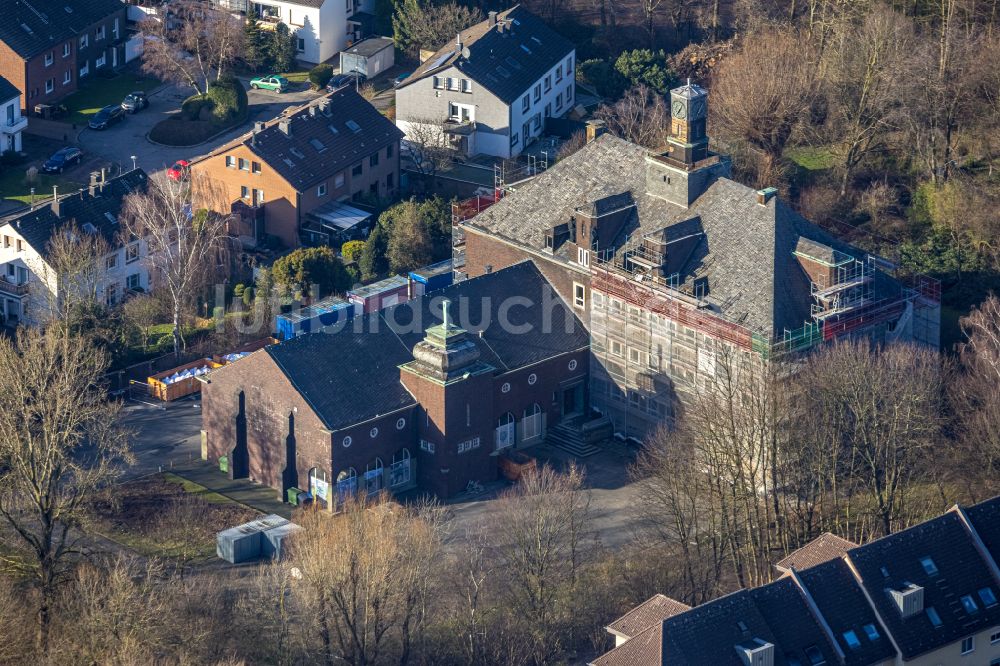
left=495, top=411, right=515, bottom=450
left=390, top=449, right=411, bottom=487
left=523, top=403, right=543, bottom=440
left=335, top=467, right=358, bottom=503
left=309, top=467, right=329, bottom=507
left=365, top=458, right=384, bottom=495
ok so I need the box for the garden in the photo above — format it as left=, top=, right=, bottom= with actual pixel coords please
left=148, top=75, right=249, bottom=147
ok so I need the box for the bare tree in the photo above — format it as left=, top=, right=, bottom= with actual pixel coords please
left=123, top=291, right=166, bottom=352
left=0, top=327, right=130, bottom=653
left=392, top=0, right=483, bottom=54
left=401, top=116, right=453, bottom=178
left=36, top=222, right=112, bottom=330
left=123, top=174, right=233, bottom=361
left=140, top=1, right=243, bottom=96
left=594, top=84, right=670, bottom=149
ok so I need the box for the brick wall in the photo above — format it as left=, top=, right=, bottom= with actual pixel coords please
left=0, top=43, right=26, bottom=114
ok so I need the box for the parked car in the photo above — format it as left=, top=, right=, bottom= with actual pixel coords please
left=41, top=146, right=83, bottom=174
left=250, top=75, right=289, bottom=92
left=392, top=72, right=412, bottom=88
left=166, top=159, right=190, bottom=182
left=89, top=105, right=126, bottom=130
left=121, top=91, right=149, bottom=113
left=326, top=72, right=366, bottom=92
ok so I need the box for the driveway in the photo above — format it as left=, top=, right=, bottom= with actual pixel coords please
left=120, top=397, right=203, bottom=480
left=78, top=80, right=322, bottom=177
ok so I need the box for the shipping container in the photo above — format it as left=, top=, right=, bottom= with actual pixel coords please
left=408, top=259, right=454, bottom=297
left=348, top=275, right=411, bottom=316
left=148, top=358, right=224, bottom=401
left=261, top=522, right=304, bottom=561
left=275, top=296, right=354, bottom=340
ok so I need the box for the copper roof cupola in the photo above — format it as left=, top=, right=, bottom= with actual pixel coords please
left=407, top=299, right=483, bottom=382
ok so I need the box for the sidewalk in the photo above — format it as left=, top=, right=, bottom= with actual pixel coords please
left=170, top=459, right=293, bottom=519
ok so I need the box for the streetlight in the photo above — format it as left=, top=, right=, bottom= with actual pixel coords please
left=130, top=155, right=137, bottom=171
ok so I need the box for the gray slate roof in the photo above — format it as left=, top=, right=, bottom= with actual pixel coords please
left=0, top=0, right=124, bottom=59
left=0, top=169, right=148, bottom=257
left=0, top=75, right=20, bottom=103
left=217, top=88, right=402, bottom=192
left=468, top=133, right=889, bottom=336
left=399, top=6, right=574, bottom=105
left=343, top=36, right=393, bottom=58
left=265, top=261, right=588, bottom=431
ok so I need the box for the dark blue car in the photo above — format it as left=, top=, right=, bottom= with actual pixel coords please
left=88, top=104, right=125, bottom=130
left=41, top=146, right=83, bottom=174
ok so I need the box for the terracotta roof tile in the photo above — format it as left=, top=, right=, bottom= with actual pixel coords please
left=776, top=532, right=857, bottom=572
left=607, top=594, right=690, bottom=639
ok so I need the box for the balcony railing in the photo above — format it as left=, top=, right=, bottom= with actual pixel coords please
left=2, top=116, right=27, bottom=132
left=0, top=278, right=29, bottom=296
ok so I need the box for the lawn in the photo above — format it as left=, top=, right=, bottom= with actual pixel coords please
left=785, top=146, right=837, bottom=171
left=62, top=72, right=161, bottom=126
left=278, top=69, right=311, bottom=84
left=0, top=168, right=83, bottom=204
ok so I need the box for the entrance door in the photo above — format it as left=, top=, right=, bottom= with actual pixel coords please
left=562, top=384, right=583, bottom=417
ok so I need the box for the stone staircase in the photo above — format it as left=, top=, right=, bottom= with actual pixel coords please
left=546, top=420, right=602, bottom=458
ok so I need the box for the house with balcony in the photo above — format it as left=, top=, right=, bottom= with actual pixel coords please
left=0, top=76, right=26, bottom=153
left=0, top=0, right=127, bottom=113
left=213, top=0, right=374, bottom=64
left=395, top=6, right=576, bottom=159
left=0, top=169, right=151, bottom=327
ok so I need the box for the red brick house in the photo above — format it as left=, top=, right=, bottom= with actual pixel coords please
left=0, top=0, right=127, bottom=114
left=200, top=261, right=590, bottom=502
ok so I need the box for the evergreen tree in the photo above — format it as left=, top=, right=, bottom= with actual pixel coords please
left=359, top=224, right=389, bottom=281
left=268, top=22, right=298, bottom=73
left=243, top=9, right=267, bottom=72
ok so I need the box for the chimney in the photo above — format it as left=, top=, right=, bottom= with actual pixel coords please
left=455, top=32, right=462, bottom=52
left=255, top=120, right=266, bottom=132
left=309, top=105, right=317, bottom=117
left=756, top=187, right=777, bottom=206
left=50, top=186, right=60, bottom=216
left=89, top=171, right=99, bottom=197
left=585, top=119, right=607, bottom=143
left=488, top=10, right=497, bottom=26
left=99, top=167, right=107, bottom=193
left=279, top=118, right=291, bottom=136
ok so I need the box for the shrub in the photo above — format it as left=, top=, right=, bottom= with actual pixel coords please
left=180, top=95, right=210, bottom=121
left=206, top=75, right=248, bottom=122
left=1, top=150, right=23, bottom=167
left=578, top=58, right=627, bottom=99
left=341, top=240, right=366, bottom=263
left=309, top=63, right=334, bottom=90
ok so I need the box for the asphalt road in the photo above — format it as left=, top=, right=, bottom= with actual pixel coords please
left=77, top=79, right=322, bottom=177
left=120, top=397, right=204, bottom=479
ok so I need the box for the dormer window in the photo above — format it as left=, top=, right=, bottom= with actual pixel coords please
left=842, top=631, right=861, bottom=650
left=863, top=623, right=880, bottom=640
left=926, top=606, right=942, bottom=628
left=919, top=556, right=938, bottom=576
left=960, top=594, right=979, bottom=614
left=979, top=587, right=998, bottom=607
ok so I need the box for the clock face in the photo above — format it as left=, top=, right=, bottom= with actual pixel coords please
left=690, top=99, right=706, bottom=119
left=671, top=100, right=686, bottom=119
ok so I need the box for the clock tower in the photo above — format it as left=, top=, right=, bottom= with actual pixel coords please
left=667, top=79, right=709, bottom=165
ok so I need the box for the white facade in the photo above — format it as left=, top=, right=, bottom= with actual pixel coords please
left=250, top=0, right=373, bottom=64
left=0, top=222, right=151, bottom=327
left=0, top=92, right=26, bottom=153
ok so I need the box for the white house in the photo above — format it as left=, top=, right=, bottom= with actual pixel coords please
left=0, top=76, right=25, bottom=153
left=216, top=0, right=374, bottom=64
left=0, top=169, right=152, bottom=327
left=395, top=6, right=576, bottom=159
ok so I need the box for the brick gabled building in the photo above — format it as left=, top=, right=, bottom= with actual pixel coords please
left=593, top=496, right=1000, bottom=666
left=200, top=261, right=590, bottom=502
left=458, top=81, right=941, bottom=440
left=0, top=0, right=127, bottom=113
left=191, top=88, right=402, bottom=249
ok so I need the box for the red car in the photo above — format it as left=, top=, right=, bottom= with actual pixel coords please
left=166, top=159, right=190, bottom=181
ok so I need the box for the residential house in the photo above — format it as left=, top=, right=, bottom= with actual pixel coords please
left=0, top=0, right=127, bottom=113
left=213, top=0, right=374, bottom=63
left=593, top=497, right=1000, bottom=665
left=200, top=261, right=590, bottom=502
left=458, top=81, right=941, bottom=440
left=0, top=75, right=26, bottom=152
left=190, top=88, right=402, bottom=249
left=395, top=6, right=576, bottom=159
left=0, top=169, right=151, bottom=327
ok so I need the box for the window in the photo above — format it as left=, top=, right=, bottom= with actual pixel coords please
left=225, top=156, right=235, bottom=168
left=566, top=56, right=573, bottom=74
left=577, top=247, right=590, bottom=267
left=980, top=587, right=998, bottom=608
left=352, top=163, right=363, bottom=176
left=842, top=631, right=861, bottom=650
left=317, top=183, right=327, bottom=197
left=523, top=404, right=542, bottom=440
left=16, top=239, right=23, bottom=252
left=610, top=340, right=623, bottom=357
left=79, top=63, right=89, bottom=78
left=522, top=95, right=530, bottom=112
left=991, top=631, right=1000, bottom=644
left=386, top=172, right=393, bottom=190
left=369, top=181, right=378, bottom=197
left=926, top=607, right=943, bottom=628
left=804, top=646, right=825, bottom=666
left=420, top=439, right=435, bottom=453
left=126, top=273, right=140, bottom=290
left=79, top=34, right=88, bottom=49
left=45, top=79, right=54, bottom=94
left=457, top=437, right=480, bottom=454
left=862, top=624, right=880, bottom=641
left=370, top=152, right=379, bottom=167
left=113, top=18, right=119, bottom=38
left=543, top=75, right=551, bottom=92
left=496, top=412, right=515, bottom=450
left=237, top=158, right=248, bottom=171
left=566, top=84, right=573, bottom=104
left=555, top=64, right=562, bottom=81
left=920, top=556, right=939, bottom=576
left=447, top=77, right=459, bottom=91
left=125, top=243, right=139, bottom=263
left=297, top=38, right=305, bottom=52
left=461, top=79, right=471, bottom=93
left=105, top=254, right=118, bottom=270
left=365, top=458, right=383, bottom=495
left=448, top=102, right=473, bottom=122
left=510, top=132, right=519, bottom=148
left=96, top=54, right=106, bottom=68
left=96, top=25, right=105, bottom=40
left=961, top=637, right=975, bottom=655
left=240, top=185, right=250, bottom=200
left=251, top=161, right=261, bottom=174
left=44, top=52, right=53, bottom=67
left=961, top=595, right=980, bottom=614
left=386, top=143, right=393, bottom=158
left=629, top=348, right=643, bottom=364
left=555, top=92, right=563, bottom=109
left=533, top=84, right=541, bottom=101
left=105, top=282, right=119, bottom=306
left=62, top=70, right=71, bottom=85
left=432, top=76, right=444, bottom=89
left=573, top=283, right=585, bottom=308
left=62, top=43, right=70, bottom=58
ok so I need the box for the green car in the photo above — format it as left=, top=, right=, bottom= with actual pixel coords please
left=250, top=75, right=289, bottom=92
